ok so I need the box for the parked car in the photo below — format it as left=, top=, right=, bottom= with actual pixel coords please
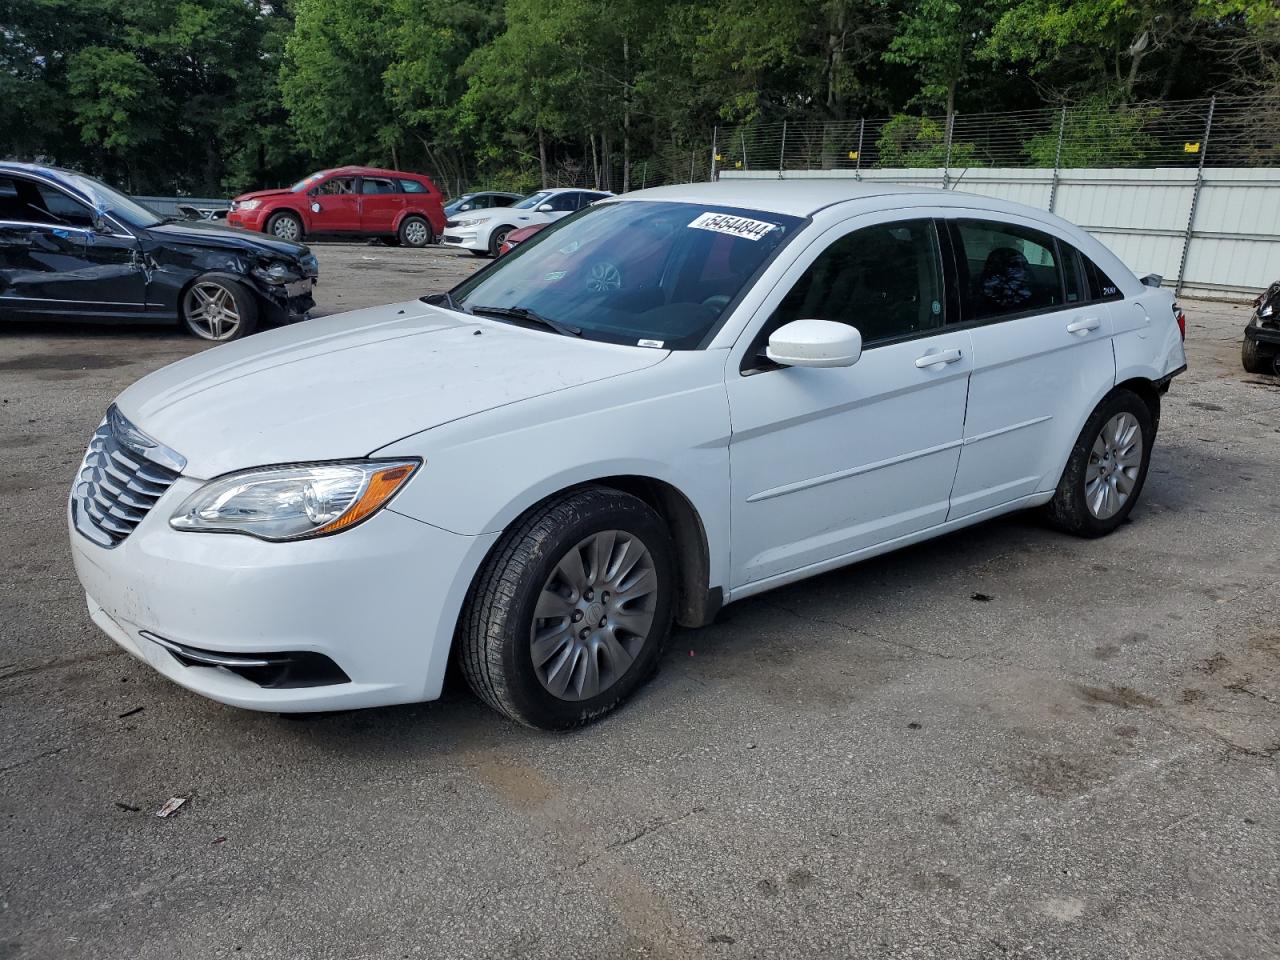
left=227, top=166, right=446, bottom=248
left=441, top=187, right=612, bottom=257
left=444, top=191, right=524, bottom=218
left=1241, top=280, right=1280, bottom=374
left=69, top=182, right=1186, bottom=729
left=0, top=162, right=316, bottom=341
left=497, top=222, right=549, bottom=256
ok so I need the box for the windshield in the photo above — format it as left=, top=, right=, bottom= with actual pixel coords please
left=290, top=171, right=328, bottom=192
left=513, top=191, right=553, bottom=210
left=450, top=200, right=804, bottom=349
left=61, top=172, right=163, bottom=228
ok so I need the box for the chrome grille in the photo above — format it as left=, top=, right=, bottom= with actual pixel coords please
left=71, top=406, right=186, bottom=548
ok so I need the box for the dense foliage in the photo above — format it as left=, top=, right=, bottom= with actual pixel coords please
left=2, top=0, right=1277, bottom=195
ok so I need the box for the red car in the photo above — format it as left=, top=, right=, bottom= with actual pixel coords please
left=227, top=166, right=446, bottom=247
left=497, top=222, right=550, bottom=256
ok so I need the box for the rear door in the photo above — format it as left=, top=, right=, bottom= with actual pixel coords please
left=945, top=217, right=1116, bottom=519
left=358, top=177, right=405, bottom=234
left=309, top=175, right=360, bottom=232
left=0, top=174, right=146, bottom=321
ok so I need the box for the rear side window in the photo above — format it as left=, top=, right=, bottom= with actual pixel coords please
left=492, top=194, right=517, bottom=207
left=548, top=192, right=580, bottom=212
left=360, top=178, right=395, bottom=194
left=951, top=219, right=1064, bottom=321
left=771, top=219, right=944, bottom=346
left=1083, top=257, right=1123, bottom=301
left=399, top=179, right=427, bottom=194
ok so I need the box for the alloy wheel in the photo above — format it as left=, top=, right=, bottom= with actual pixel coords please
left=1084, top=411, right=1143, bottom=519
left=272, top=216, right=300, bottom=241
left=404, top=219, right=429, bottom=246
left=529, top=530, right=657, bottom=701
left=184, top=282, right=242, bottom=341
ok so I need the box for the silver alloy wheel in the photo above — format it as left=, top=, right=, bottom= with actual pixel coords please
left=530, top=530, right=658, bottom=701
left=403, top=219, right=429, bottom=246
left=271, top=215, right=300, bottom=241
left=1085, top=411, right=1143, bottom=519
left=586, top=261, right=622, bottom=291
left=184, top=281, right=242, bottom=341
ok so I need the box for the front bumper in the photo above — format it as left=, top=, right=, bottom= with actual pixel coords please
left=68, top=481, right=498, bottom=712
left=226, top=208, right=267, bottom=232
left=440, top=227, right=486, bottom=252
left=1244, top=320, right=1280, bottom=349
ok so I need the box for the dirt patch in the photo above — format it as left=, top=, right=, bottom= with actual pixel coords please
left=1074, top=684, right=1161, bottom=710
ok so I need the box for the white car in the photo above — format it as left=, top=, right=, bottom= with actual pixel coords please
left=68, top=182, right=1186, bottom=729
left=440, top=187, right=612, bottom=257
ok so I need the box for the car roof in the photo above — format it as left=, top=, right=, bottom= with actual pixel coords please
left=617, top=179, right=946, bottom=217
left=327, top=166, right=431, bottom=179
left=0, top=161, right=69, bottom=180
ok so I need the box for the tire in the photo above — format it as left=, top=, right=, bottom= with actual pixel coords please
left=398, top=216, right=432, bottom=248
left=458, top=487, right=676, bottom=730
left=180, top=275, right=258, bottom=342
left=1242, top=333, right=1269, bottom=374
left=265, top=211, right=303, bottom=243
left=488, top=225, right=515, bottom=258
left=1044, top=389, right=1155, bottom=538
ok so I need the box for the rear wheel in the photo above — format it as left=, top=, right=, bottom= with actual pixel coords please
left=265, top=211, right=302, bottom=243
left=1045, top=389, right=1154, bottom=538
left=181, top=276, right=258, bottom=342
left=398, top=216, right=432, bottom=248
left=459, top=487, right=676, bottom=729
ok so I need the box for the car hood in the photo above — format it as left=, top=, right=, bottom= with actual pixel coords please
left=114, top=301, right=668, bottom=478
left=234, top=188, right=295, bottom=203
left=148, top=218, right=309, bottom=258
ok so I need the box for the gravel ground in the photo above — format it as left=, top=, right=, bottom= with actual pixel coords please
left=1, top=243, right=1277, bottom=960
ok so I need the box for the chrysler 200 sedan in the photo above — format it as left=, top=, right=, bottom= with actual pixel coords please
left=68, top=182, right=1186, bottom=729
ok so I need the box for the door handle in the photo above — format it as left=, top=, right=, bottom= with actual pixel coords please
left=1066, top=317, right=1101, bottom=334
left=915, top=347, right=963, bottom=368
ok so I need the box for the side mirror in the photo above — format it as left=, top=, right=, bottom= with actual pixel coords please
left=766, top=319, right=862, bottom=368
left=459, top=203, right=472, bottom=211
left=537, top=203, right=554, bottom=212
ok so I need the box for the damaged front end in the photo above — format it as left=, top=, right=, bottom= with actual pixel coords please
left=1243, top=281, right=1280, bottom=375
left=248, top=251, right=318, bottom=323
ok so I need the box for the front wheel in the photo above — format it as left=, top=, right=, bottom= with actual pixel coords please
left=1242, top=332, right=1270, bottom=374
left=1044, top=389, right=1154, bottom=538
left=488, top=225, right=515, bottom=258
left=458, top=488, right=676, bottom=729
left=265, top=211, right=303, bottom=243
left=181, top=276, right=258, bottom=341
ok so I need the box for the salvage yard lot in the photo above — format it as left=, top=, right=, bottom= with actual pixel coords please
left=1, top=243, right=1278, bottom=959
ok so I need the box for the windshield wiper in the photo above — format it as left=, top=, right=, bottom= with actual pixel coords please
left=420, top=290, right=467, bottom=314
left=468, top=305, right=582, bottom=337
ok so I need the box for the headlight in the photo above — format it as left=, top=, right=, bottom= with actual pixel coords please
left=252, top=260, right=303, bottom=284
left=1262, top=304, right=1274, bottom=318
left=454, top=218, right=482, bottom=228
left=239, top=199, right=261, bottom=211
left=170, top=460, right=420, bottom=541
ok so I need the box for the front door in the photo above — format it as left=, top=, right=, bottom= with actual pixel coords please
left=0, top=175, right=146, bottom=320
left=309, top=175, right=361, bottom=232
left=943, top=217, right=1116, bottom=520
left=727, top=216, right=972, bottom=589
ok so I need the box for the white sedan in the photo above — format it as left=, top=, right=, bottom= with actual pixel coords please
left=68, top=182, right=1186, bottom=729
left=440, top=187, right=612, bottom=256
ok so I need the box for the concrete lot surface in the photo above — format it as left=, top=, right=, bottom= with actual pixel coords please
left=1, top=244, right=1277, bottom=959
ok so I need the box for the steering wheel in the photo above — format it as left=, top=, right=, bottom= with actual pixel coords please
left=585, top=261, right=623, bottom=292
left=701, top=294, right=731, bottom=312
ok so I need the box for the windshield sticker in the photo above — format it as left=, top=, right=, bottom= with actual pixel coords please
left=558, top=240, right=582, bottom=255
left=638, top=339, right=665, bottom=348
left=688, top=212, right=778, bottom=242
left=544, top=270, right=567, bottom=281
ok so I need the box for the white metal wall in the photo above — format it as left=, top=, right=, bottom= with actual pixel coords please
left=722, top=167, right=1280, bottom=301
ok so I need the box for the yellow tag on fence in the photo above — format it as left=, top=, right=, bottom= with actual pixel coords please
left=848, top=151, right=859, bottom=160
left=1184, top=142, right=1200, bottom=153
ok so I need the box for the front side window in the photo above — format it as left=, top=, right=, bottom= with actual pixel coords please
left=33, top=183, right=94, bottom=227
left=770, top=219, right=944, bottom=346
left=952, top=219, right=1064, bottom=321
left=316, top=177, right=356, bottom=196
left=449, top=201, right=803, bottom=349
left=0, top=176, right=96, bottom=228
